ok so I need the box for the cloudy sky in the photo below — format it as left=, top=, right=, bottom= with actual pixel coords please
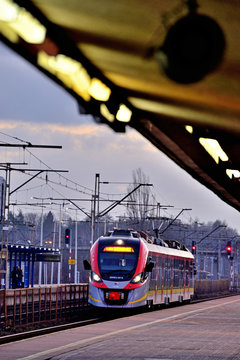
left=0, top=41, right=239, bottom=232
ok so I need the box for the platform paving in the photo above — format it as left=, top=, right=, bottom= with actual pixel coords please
left=0, top=296, right=240, bottom=360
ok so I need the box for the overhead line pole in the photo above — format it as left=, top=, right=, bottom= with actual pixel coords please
left=98, top=183, right=153, bottom=217
left=197, top=225, right=226, bottom=244
left=9, top=169, right=68, bottom=195
left=49, top=198, right=90, bottom=218
left=68, top=199, right=91, bottom=218
left=0, top=142, right=63, bottom=289
left=160, top=208, right=192, bottom=234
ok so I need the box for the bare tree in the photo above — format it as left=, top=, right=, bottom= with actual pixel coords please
left=125, top=168, right=152, bottom=224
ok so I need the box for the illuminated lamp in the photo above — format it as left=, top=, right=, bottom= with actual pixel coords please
left=199, top=138, right=228, bottom=164
left=37, top=52, right=92, bottom=101
left=226, top=241, right=232, bottom=256
left=6, top=5, right=46, bottom=44
left=156, top=13, right=225, bottom=83
left=0, top=0, right=46, bottom=44
left=38, top=51, right=54, bottom=73
left=192, top=241, right=196, bottom=254
left=52, top=54, right=80, bottom=74
left=0, top=0, right=18, bottom=21
left=226, top=169, right=240, bottom=180
left=72, top=67, right=91, bottom=101
left=88, top=78, right=111, bottom=101
left=115, top=239, right=124, bottom=245
left=185, top=125, right=193, bottom=134
left=100, top=104, right=115, bottom=123
left=0, top=21, right=18, bottom=43
left=103, top=246, right=134, bottom=253
left=116, top=104, right=132, bottom=123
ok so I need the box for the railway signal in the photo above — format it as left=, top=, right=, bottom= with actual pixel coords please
left=192, top=241, right=196, bottom=254
left=65, top=228, right=70, bottom=245
left=226, top=241, right=232, bottom=257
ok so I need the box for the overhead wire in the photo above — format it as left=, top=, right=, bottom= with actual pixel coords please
left=0, top=131, right=136, bottom=200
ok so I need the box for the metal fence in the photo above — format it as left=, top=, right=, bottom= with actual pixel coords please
left=193, top=279, right=230, bottom=299
left=0, top=284, right=89, bottom=331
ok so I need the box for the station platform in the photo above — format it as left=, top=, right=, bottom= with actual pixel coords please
left=0, top=295, right=240, bottom=360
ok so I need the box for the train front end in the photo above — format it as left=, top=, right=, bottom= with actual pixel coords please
left=87, top=235, right=150, bottom=308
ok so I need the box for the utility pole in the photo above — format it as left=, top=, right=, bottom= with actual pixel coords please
left=197, top=225, right=226, bottom=280
left=0, top=163, right=11, bottom=288
left=32, top=197, right=50, bottom=286
left=74, top=212, right=78, bottom=284
left=0, top=140, right=64, bottom=289
left=39, top=202, right=44, bottom=285
left=58, top=204, right=62, bottom=285
left=51, top=221, right=56, bottom=284
left=90, top=173, right=100, bottom=246
left=218, top=238, right=221, bottom=280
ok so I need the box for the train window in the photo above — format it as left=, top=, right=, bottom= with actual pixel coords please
left=98, top=251, right=138, bottom=281
left=157, top=256, right=162, bottom=291
left=173, top=259, right=179, bottom=288
left=98, top=238, right=140, bottom=281
left=164, top=257, right=171, bottom=290
left=149, top=255, right=156, bottom=291
left=179, top=260, right=184, bottom=288
left=189, top=261, right=194, bottom=288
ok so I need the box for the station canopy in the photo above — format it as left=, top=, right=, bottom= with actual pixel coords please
left=0, top=0, right=240, bottom=211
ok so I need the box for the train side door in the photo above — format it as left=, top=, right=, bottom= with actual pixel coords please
left=185, top=260, right=189, bottom=295
left=179, top=259, right=184, bottom=298
left=164, top=256, right=171, bottom=304
left=155, top=256, right=162, bottom=304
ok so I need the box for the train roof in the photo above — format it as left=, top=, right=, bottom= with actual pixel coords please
left=98, top=229, right=194, bottom=260
left=144, top=239, right=194, bottom=260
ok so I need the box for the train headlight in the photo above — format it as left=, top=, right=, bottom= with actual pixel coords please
left=131, top=273, right=143, bottom=284
left=91, top=271, right=102, bottom=283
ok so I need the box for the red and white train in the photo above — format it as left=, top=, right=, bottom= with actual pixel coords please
left=84, top=229, right=195, bottom=308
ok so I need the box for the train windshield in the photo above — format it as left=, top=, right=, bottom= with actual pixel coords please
left=98, top=238, right=140, bottom=281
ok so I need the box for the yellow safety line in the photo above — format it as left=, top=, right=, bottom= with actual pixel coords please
left=128, top=292, right=148, bottom=304
left=89, top=294, right=103, bottom=303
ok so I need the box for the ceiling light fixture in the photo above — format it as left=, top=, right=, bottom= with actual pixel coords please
left=0, top=0, right=46, bottom=44
left=199, top=138, right=228, bottom=164
left=88, top=78, right=111, bottom=102
left=185, top=125, right=193, bottom=134
left=226, top=170, right=240, bottom=179
left=116, top=104, right=132, bottom=123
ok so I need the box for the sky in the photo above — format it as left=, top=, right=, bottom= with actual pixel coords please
left=0, top=41, right=239, bottom=232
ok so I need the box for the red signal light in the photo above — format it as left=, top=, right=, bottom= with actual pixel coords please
left=192, top=241, right=196, bottom=254
left=65, top=228, right=70, bottom=244
left=226, top=241, right=232, bottom=255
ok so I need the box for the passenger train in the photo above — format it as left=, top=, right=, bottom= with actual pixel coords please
left=84, top=229, right=195, bottom=308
